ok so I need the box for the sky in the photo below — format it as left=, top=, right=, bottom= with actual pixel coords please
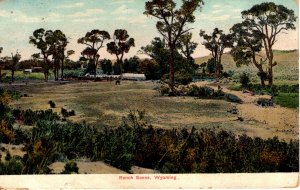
left=0, top=0, right=298, bottom=61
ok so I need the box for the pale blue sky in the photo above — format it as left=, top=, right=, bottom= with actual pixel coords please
left=0, top=0, right=298, bottom=60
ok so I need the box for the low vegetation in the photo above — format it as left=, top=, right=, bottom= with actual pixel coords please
left=0, top=87, right=298, bottom=174
left=159, top=84, right=242, bottom=103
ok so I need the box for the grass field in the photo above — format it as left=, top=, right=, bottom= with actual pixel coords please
left=1, top=50, right=298, bottom=141
left=8, top=80, right=298, bottom=141
left=274, top=93, right=299, bottom=109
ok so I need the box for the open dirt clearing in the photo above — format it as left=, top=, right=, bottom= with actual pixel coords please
left=8, top=80, right=298, bottom=140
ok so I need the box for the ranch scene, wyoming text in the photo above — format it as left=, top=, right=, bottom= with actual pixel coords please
left=0, top=0, right=298, bottom=175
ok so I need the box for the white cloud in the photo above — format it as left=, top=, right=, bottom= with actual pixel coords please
left=60, top=2, right=85, bottom=8
left=212, top=10, right=222, bottom=14
left=212, top=15, right=231, bottom=21
left=197, top=13, right=232, bottom=21
left=0, top=10, right=10, bottom=17
left=128, top=15, right=147, bottom=24
left=112, top=5, right=136, bottom=15
left=0, top=10, right=63, bottom=23
left=115, top=14, right=147, bottom=24
left=110, top=0, right=135, bottom=5
left=212, top=4, right=221, bottom=8
left=44, top=13, right=62, bottom=22
left=232, top=9, right=242, bottom=13
left=13, top=13, right=42, bottom=23
left=71, top=18, right=100, bottom=23
left=68, top=8, right=105, bottom=18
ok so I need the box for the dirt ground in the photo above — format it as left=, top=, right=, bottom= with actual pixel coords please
left=49, top=161, right=127, bottom=174
left=6, top=80, right=299, bottom=140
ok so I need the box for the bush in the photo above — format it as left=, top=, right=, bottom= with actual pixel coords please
left=240, top=72, right=250, bottom=88
left=175, top=69, right=193, bottom=85
left=158, top=85, right=170, bottom=96
left=68, top=110, right=76, bottom=116
left=61, top=108, right=69, bottom=118
left=20, top=109, right=60, bottom=125
left=61, top=160, right=79, bottom=174
left=48, top=100, right=56, bottom=108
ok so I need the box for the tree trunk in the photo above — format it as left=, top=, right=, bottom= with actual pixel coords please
left=44, top=57, right=48, bottom=82
left=260, top=78, right=265, bottom=87
left=268, top=50, right=274, bottom=86
left=0, top=69, right=2, bottom=82
left=169, top=46, right=175, bottom=95
left=61, top=58, right=64, bottom=80
left=268, top=67, right=273, bottom=86
left=11, top=70, right=14, bottom=83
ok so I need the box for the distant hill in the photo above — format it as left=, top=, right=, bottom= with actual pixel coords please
left=195, top=49, right=298, bottom=67
left=194, top=49, right=299, bottom=82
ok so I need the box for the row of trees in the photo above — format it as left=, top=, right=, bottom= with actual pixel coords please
left=144, top=0, right=296, bottom=93
left=0, top=28, right=136, bottom=82
left=78, top=29, right=135, bottom=76
left=0, top=1, right=296, bottom=88
left=29, top=29, right=75, bottom=81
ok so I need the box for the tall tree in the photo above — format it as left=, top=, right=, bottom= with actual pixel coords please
left=200, top=28, right=233, bottom=78
left=46, top=30, right=75, bottom=80
left=230, top=22, right=267, bottom=86
left=106, top=29, right=135, bottom=74
left=78, top=30, right=110, bottom=76
left=29, top=28, right=52, bottom=81
left=239, top=2, right=297, bottom=86
left=8, top=51, right=21, bottom=83
left=144, top=0, right=204, bottom=94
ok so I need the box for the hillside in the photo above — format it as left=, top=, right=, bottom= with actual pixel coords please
left=195, top=50, right=299, bottom=83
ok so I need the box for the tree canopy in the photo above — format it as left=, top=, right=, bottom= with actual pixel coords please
left=78, top=30, right=110, bottom=75
left=234, top=2, right=297, bottom=86
left=144, top=0, right=204, bottom=94
left=107, top=29, right=135, bottom=74
left=200, top=28, right=233, bottom=78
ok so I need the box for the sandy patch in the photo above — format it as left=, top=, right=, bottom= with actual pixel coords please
left=50, top=161, right=127, bottom=174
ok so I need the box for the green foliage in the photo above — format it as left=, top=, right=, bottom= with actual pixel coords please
left=14, top=109, right=60, bottom=125
left=0, top=156, right=24, bottom=175
left=64, top=60, right=81, bottom=70
left=232, top=2, right=297, bottom=86
left=5, top=151, right=11, bottom=161
left=200, top=28, right=233, bottom=77
left=274, top=93, right=299, bottom=109
left=107, top=29, right=135, bottom=74
left=100, top=59, right=113, bottom=75
left=162, top=84, right=242, bottom=103
left=61, top=160, right=79, bottom=174
left=123, top=56, right=140, bottom=73
left=174, top=69, right=193, bottom=85
left=63, top=69, right=85, bottom=78
left=140, top=37, right=199, bottom=82
left=78, top=30, right=111, bottom=76
left=138, top=59, right=161, bottom=80
left=206, top=58, right=216, bottom=74
left=239, top=72, right=250, bottom=88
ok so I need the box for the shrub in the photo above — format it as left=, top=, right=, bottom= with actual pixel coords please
left=68, top=110, right=76, bottom=116
left=61, top=160, right=79, bottom=174
left=5, top=151, right=11, bottom=161
left=61, top=108, right=69, bottom=118
left=240, top=72, right=250, bottom=88
left=48, top=100, right=56, bottom=108
left=175, top=69, right=193, bottom=85
left=21, top=109, right=60, bottom=125
left=158, top=85, right=170, bottom=96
